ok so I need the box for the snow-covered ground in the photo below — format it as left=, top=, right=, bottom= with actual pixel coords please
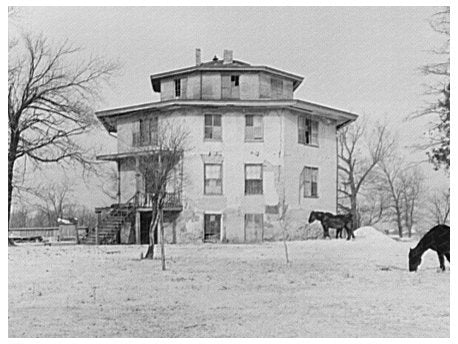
left=8, top=227, right=449, bottom=337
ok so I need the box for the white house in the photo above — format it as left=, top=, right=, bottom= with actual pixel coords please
left=91, top=50, right=358, bottom=245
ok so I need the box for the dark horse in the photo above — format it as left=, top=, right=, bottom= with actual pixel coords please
left=409, top=224, right=450, bottom=272
left=308, top=211, right=354, bottom=240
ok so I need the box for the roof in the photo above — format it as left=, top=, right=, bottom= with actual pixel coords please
left=96, top=99, right=358, bottom=133
left=150, top=58, right=304, bottom=92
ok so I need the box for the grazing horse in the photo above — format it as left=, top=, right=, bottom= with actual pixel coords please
left=308, top=211, right=354, bottom=240
left=409, top=224, right=450, bottom=272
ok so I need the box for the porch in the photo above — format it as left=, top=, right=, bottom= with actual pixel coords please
left=89, top=191, right=182, bottom=245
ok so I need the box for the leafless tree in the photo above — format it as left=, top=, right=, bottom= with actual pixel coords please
left=338, top=120, right=395, bottom=229
left=379, top=158, right=405, bottom=237
left=399, top=169, right=424, bottom=237
left=31, top=181, right=74, bottom=227
left=139, top=121, right=188, bottom=269
left=8, top=34, right=118, bottom=229
left=358, top=176, right=391, bottom=227
left=428, top=189, right=450, bottom=225
left=378, top=158, right=424, bottom=238
left=278, top=190, right=290, bottom=264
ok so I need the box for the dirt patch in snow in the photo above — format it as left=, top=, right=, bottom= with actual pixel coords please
left=9, top=233, right=449, bottom=338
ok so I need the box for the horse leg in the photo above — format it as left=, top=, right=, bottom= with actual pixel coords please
left=335, top=228, right=340, bottom=239
left=323, top=225, right=330, bottom=239
left=437, top=252, right=446, bottom=271
left=445, top=252, right=450, bottom=262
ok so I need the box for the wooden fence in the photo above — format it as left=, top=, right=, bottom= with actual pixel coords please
left=9, top=226, right=88, bottom=240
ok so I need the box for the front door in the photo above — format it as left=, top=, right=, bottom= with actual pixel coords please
left=140, top=212, right=157, bottom=245
left=204, top=214, right=221, bottom=242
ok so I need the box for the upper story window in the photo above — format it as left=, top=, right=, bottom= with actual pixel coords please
left=204, top=163, right=223, bottom=195
left=301, top=166, right=318, bottom=198
left=245, top=115, right=263, bottom=141
left=133, top=116, right=158, bottom=147
left=231, top=75, right=239, bottom=87
left=222, top=74, right=240, bottom=99
left=245, top=164, right=263, bottom=195
left=204, top=114, right=222, bottom=141
left=175, top=79, right=181, bottom=98
left=174, top=79, right=181, bottom=98
left=174, top=78, right=187, bottom=99
left=298, top=115, right=319, bottom=146
left=271, top=78, right=283, bottom=99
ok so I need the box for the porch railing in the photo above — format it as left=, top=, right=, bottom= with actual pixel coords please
left=137, top=191, right=182, bottom=210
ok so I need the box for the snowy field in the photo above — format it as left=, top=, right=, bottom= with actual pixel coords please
left=8, top=227, right=449, bottom=338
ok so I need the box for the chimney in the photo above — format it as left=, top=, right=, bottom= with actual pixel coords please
left=223, top=49, right=233, bottom=64
left=195, top=48, right=201, bottom=66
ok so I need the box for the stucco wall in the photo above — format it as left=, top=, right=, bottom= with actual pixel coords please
left=282, top=109, right=337, bottom=213
left=116, top=107, right=338, bottom=243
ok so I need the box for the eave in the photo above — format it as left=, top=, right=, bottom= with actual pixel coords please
left=150, top=65, right=304, bottom=92
left=96, top=99, right=358, bottom=133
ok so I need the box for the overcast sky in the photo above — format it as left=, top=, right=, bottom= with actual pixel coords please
left=9, top=6, right=449, bottom=208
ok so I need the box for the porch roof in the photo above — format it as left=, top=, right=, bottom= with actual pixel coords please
left=96, top=148, right=182, bottom=162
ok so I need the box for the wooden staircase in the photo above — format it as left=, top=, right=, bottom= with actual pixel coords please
left=84, top=202, right=136, bottom=245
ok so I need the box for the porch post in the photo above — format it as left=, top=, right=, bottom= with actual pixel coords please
left=135, top=210, right=141, bottom=244
left=96, top=211, right=101, bottom=245
left=117, top=160, right=121, bottom=204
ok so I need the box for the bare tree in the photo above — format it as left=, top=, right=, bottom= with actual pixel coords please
left=358, top=178, right=391, bottom=227
left=139, top=121, right=188, bottom=269
left=378, top=158, right=424, bottom=238
left=31, top=182, right=74, bottom=227
left=278, top=190, right=290, bottom=264
left=338, top=120, right=394, bottom=229
left=399, top=169, right=424, bottom=237
left=379, top=158, right=405, bottom=237
left=428, top=189, right=450, bottom=225
left=8, top=34, right=118, bottom=228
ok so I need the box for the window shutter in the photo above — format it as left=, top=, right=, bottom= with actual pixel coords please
left=312, top=120, right=319, bottom=145
left=221, top=75, right=231, bottom=99
left=181, top=78, right=187, bottom=99
left=253, top=116, right=263, bottom=139
left=298, top=116, right=305, bottom=144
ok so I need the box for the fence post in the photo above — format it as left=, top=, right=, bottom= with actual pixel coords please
left=96, top=212, right=101, bottom=245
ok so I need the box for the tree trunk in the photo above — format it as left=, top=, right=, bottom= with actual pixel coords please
left=395, top=202, right=403, bottom=238
left=8, top=135, right=18, bottom=247
left=144, top=206, right=158, bottom=259
left=160, top=209, right=166, bottom=271
left=8, top=138, right=18, bottom=225
left=350, top=196, right=359, bottom=230
left=282, top=227, right=289, bottom=264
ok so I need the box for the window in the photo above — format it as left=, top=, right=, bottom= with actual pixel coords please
left=245, top=115, right=263, bottom=141
left=174, top=79, right=181, bottom=98
left=204, top=214, right=221, bottom=242
left=301, top=166, right=318, bottom=198
left=245, top=164, right=263, bottom=195
left=204, top=114, right=222, bottom=141
left=298, top=115, right=319, bottom=146
left=244, top=214, right=263, bottom=242
left=204, top=164, right=222, bottom=195
left=231, top=75, right=239, bottom=87
left=222, top=74, right=240, bottom=99
left=133, top=116, right=158, bottom=147
left=271, top=78, right=283, bottom=98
